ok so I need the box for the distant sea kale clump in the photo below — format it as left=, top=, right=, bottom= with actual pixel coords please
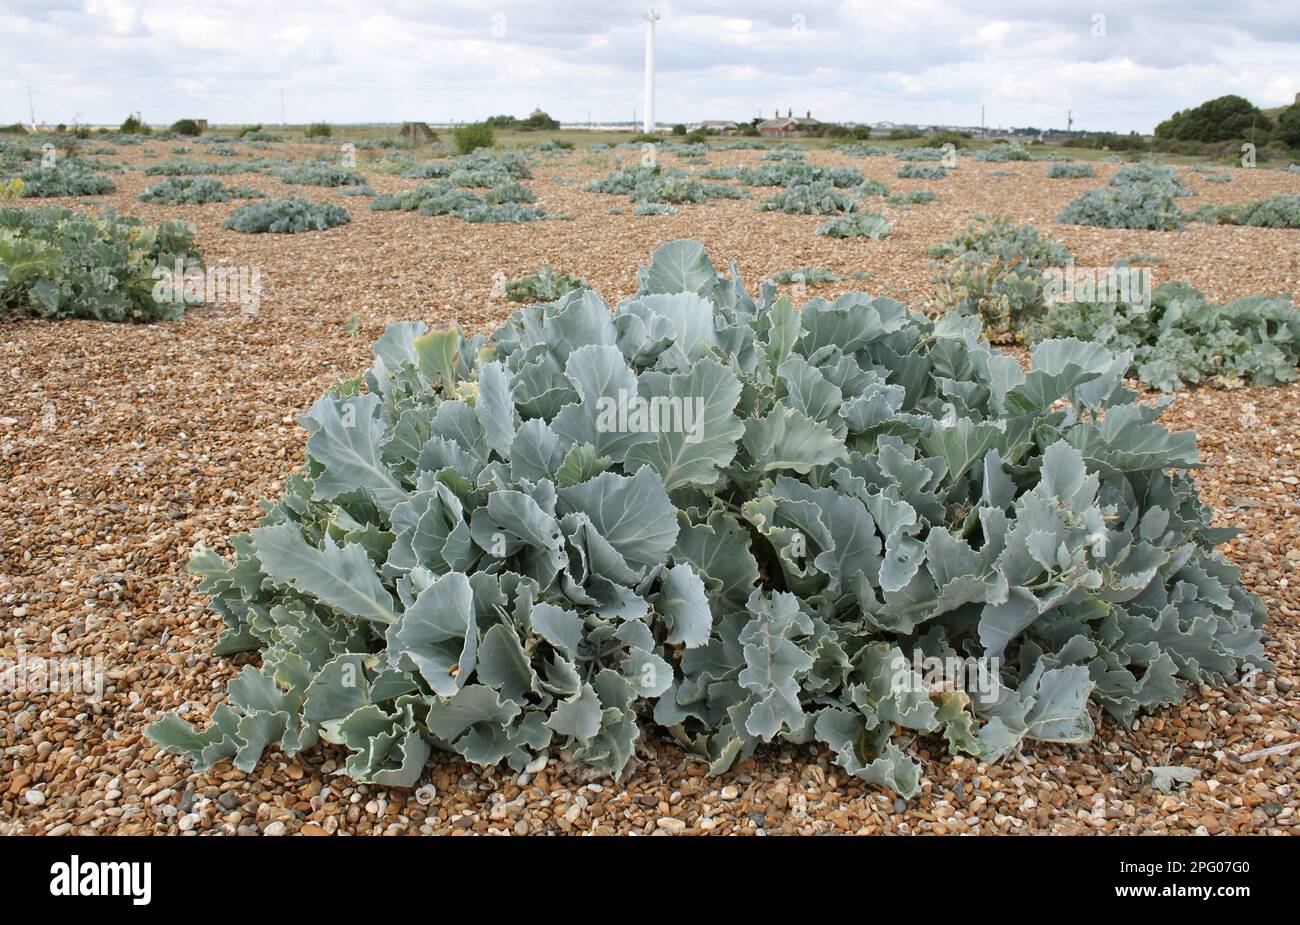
left=149, top=240, right=1267, bottom=796
left=140, top=177, right=266, bottom=205
left=222, top=197, right=351, bottom=233
left=1058, top=162, right=1191, bottom=230
left=19, top=164, right=117, bottom=198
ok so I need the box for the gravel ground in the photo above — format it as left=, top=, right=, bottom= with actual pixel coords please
left=2, top=139, right=1298, bottom=835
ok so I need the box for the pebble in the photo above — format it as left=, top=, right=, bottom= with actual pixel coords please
left=263, top=821, right=286, bottom=836
left=656, top=817, right=687, bottom=834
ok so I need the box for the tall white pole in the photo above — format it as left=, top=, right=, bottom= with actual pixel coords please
left=643, top=9, right=659, bottom=133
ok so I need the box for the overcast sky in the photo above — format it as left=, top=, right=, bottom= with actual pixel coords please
left=4, top=0, right=1298, bottom=132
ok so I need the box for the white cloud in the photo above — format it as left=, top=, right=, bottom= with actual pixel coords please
left=1, top=0, right=1296, bottom=131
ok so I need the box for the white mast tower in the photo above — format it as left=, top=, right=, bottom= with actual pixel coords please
left=642, top=9, right=659, bottom=133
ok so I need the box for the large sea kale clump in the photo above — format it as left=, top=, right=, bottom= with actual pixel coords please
left=1032, top=280, right=1300, bottom=391
left=149, top=241, right=1267, bottom=796
left=1057, top=163, right=1191, bottom=230
left=1, top=205, right=202, bottom=321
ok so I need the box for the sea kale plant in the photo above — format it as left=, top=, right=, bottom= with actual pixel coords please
left=222, top=197, right=351, bottom=233
left=1185, top=194, right=1300, bottom=229
left=0, top=205, right=202, bottom=321
left=929, top=215, right=1072, bottom=340
left=759, top=180, right=854, bottom=215
left=896, top=163, right=947, bottom=180
left=1046, top=163, right=1096, bottom=179
left=278, top=161, right=368, bottom=187
left=149, top=240, right=1267, bottom=796
left=140, top=177, right=266, bottom=205
left=503, top=266, right=587, bottom=304
left=18, top=164, right=117, bottom=197
left=816, top=210, right=892, bottom=239
left=1057, top=162, right=1191, bottom=231
left=1031, top=280, right=1300, bottom=391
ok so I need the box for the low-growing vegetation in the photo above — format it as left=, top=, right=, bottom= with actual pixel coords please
left=222, top=197, right=351, bottom=233
left=148, top=240, right=1267, bottom=798
left=17, top=164, right=116, bottom=197
left=896, top=163, right=947, bottom=180
left=279, top=161, right=367, bottom=187
left=929, top=215, right=1071, bottom=339
left=140, top=177, right=266, bottom=204
left=1045, top=163, right=1095, bottom=179
left=1185, top=194, right=1300, bottom=229
left=1057, top=162, right=1191, bottom=230
left=0, top=204, right=201, bottom=321
left=816, top=209, right=891, bottom=238
left=502, top=266, right=587, bottom=303
left=1031, top=281, right=1300, bottom=391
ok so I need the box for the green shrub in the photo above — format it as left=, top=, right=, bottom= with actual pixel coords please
left=1276, top=103, right=1300, bottom=149
left=452, top=122, right=495, bottom=155
left=1155, top=95, right=1273, bottom=143
left=1062, top=132, right=1148, bottom=152
left=503, top=266, right=586, bottom=303
left=929, top=215, right=1071, bottom=339
left=920, top=130, right=971, bottom=149
left=1030, top=281, right=1300, bottom=390
left=147, top=239, right=1267, bottom=797
left=119, top=112, right=151, bottom=135
left=222, top=197, right=350, bottom=233
left=305, top=122, right=332, bottom=138
left=170, top=119, right=204, bottom=136
left=0, top=205, right=201, bottom=321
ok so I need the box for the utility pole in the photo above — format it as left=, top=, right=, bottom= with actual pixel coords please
left=980, top=105, right=985, bottom=139
left=642, top=9, right=659, bottom=133
left=1067, top=109, right=1073, bottom=133
left=280, top=90, right=286, bottom=126
left=28, top=85, right=36, bottom=130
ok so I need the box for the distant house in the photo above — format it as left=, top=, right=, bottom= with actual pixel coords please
left=757, top=109, right=822, bottom=137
